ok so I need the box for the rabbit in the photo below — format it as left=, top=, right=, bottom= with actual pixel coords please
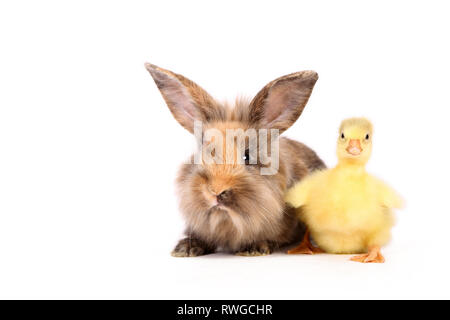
left=145, top=63, right=325, bottom=257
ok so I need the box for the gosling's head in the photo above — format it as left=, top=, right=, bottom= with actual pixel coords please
left=337, top=117, right=373, bottom=165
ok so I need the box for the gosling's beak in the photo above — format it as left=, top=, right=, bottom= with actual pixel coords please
left=346, top=139, right=362, bottom=155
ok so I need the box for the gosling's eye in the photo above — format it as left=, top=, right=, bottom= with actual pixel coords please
left=365, top=134, right=370, bottom=140
left=341, top=133, right=345, bottom=139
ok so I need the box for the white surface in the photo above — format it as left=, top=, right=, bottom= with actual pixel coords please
left=0, top=1, right=449, bottom=299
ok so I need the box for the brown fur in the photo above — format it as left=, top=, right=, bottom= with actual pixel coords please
left=145, top=63, right=325, bottom=256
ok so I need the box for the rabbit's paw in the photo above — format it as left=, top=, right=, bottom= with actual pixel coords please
left=171, top=238, right=213, bottom=257
left=235, top=241, right=275, bottom=257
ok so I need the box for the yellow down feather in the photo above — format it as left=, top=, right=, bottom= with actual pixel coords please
left=285, top=118, right=403, bottom=254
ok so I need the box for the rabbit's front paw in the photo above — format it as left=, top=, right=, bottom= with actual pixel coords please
left=235, top=241, right=276, bottom=257
left=171, top=238, right=213, bottom=257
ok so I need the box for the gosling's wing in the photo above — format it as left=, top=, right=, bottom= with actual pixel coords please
left=378, top=180, right=404, bottom=209
left=285, top=181, right=309, bottom=208
left=285, top=173, right=320, bottom=208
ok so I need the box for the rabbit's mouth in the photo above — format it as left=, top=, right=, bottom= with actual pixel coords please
left=211, top=203, right=226, bottom=211
left=209, top=205, right=228, bottom=214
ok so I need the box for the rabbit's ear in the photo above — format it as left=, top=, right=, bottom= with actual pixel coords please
left=248, top=71, right=318, bottom=133
left=145, top=63, right=223, bottom=133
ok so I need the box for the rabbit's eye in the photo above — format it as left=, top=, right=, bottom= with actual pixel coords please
left=242, top=149, right=250, bottom=165
left=365, top=134, right=370, bottom=140
left=341, top=133, right=345, bottom=139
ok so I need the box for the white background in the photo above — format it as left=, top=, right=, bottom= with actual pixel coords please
left=1, top=1, right=449, bottom=299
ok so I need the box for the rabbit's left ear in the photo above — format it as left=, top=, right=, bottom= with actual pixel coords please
left=248, top=71, right=318, bottom=133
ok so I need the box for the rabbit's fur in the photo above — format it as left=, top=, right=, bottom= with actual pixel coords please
left=145, top=63, right=325, bottom=256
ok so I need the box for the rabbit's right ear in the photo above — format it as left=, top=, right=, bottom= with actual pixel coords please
left=145, top=63, right=223, bottom=133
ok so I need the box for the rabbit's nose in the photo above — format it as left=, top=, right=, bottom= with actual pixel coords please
left=216, top=189, right=231, bottom=203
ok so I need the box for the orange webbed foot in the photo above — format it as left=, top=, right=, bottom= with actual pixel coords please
left=288, top=242, right=315, bottom=255
left=287, top=230, right=324, bottom=255
left=350, top=246, right=385, bottom=263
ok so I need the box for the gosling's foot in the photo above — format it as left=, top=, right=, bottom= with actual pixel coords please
left=287, top=242, right=323, bottom=255
left=350, top=246, right=385, bottom=263
left=287, top=229, right=324, bottom=255
left=288, top=242, right=313, bottom=255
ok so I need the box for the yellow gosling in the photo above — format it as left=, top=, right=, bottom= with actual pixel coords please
left=285, top=118, right=403, bottom=263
